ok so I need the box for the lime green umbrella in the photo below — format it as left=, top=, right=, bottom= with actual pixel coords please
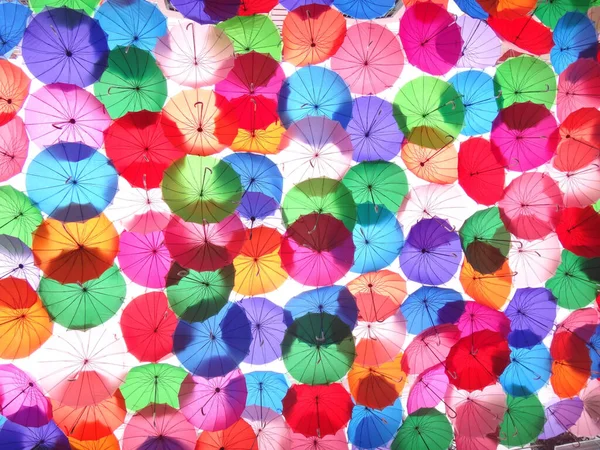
left=162, top=155, right=242, bottom=224
left=342, top=161, right=409, bottom=213
left=392, top=408, right=453, bottom=450
left=594, top=198, right=600, bottom=212
left=393, top=76, right=464, bottom=149
left=38, top=264, right=125, bottom=330
left=217, top=15, right=282, bottom=61
left=94, top=47, right=167, bottom=119
left=282, top=177, right=356, bottom=231
left=535, top=0, right=590, bottom=28
left=166, top=264, right=234, bottom=322
left=121, top=363, right=187, bottom=411
left=546, top=250, right=600, bottom=309
left=0, top=186, right=42, bottom=246
left=29, top=0, right=98, bottom=14
left=494, top=56, right=557, bottom=109
left=281, top=312, right=356, bottom=385
left=500, top=395, right=545, bottom=448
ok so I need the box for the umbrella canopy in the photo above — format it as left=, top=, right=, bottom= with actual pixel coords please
left=391, top=408, right=453, bottom=450
left=457, top=137, right=505, bottom=206
left=570, top=380, right=600, bottom=437
left=456, top=16, right=501, bottom=68
left=0, top=116, right=28, bottom=183
left=499, top=395, right=545, bottom=447
left=540, top=397, right=584, bottom=439
left=0, top=234, right=40, bottom=289
left=488, top=15, right=553, bottom=55
left=216, top=14, right=282, bottom=61
left=354, top=309, right=406, bottom=366
left=456, top=301, right=510, bottom=338
left=459, top=259, right=513, bottom=310
left=0, top=364, right=51, bottom=427
left=239, top=296, right=287, bottom=364
left=29, top=0, right=100, bottom=14
left=286, top=285, right=358, bottom=329
left=348, top=399, right=402, bottom=449
left=0, top=2, right=30, bottom=57
left=477, top=0, right=536, bottom=18
left=347, top=270, right=406, bottom=322
left=402, top=324, right=461, bottom=374
left=0, top=60, right=30, bottom=127
left=0, top=186, right=42, bottom=246
left=499, top=343, right=552, bottom=396
left=556, top=206, right=600, bottom=258
left=448, top=70, right=498, bottom=136
left=401, top=286, right=463, bottom=335
left=504, top=287, right=557, bottom=347
left=551, top=12, right=597, bottom=74
left=333, top=0, right=395, bottom=18
left=243, top=406, right=291, bottom=450
left=445, top=383, right=507, bottom=436
left=407, top=363, right=448, bottom=414
left=557, top=58, right=600, bottom=122
left=348, top=353, right=405, bottom=409
left=196, top=418, right=257, bottom=450
left=223, top=153, right=282, bottom=202
left=0, top=420, right=70, bottom=450
left=168, top=0, right=239, bottom=24
left=546, top=250, right=600, bottom=309
left=402, top=139, right=459, bottom=185
left=508, top=233, right=562, bottom=288
left=121, top=363, right=187, bottom=411
left=246, top=371, right=288, bottom=412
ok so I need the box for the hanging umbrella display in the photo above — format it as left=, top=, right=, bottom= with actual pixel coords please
left=546, top=250, right=600, bottom=309
left=459, top=259, right=514, bottom=310
left=239, top=296, right=287, bottom=364
left=407, top=363, right=448, bottom=414
left=223, top=153, right=282, bottom=202
left=401, top=286, right=463, bottom=335
left=196, top=418, right=257, bottom=450
left=0, top=117, right=28, bottom=183
left=347, top=353, right=405, bottom=409
left=456, top=301, right=510, bottom=338
left=217, top=14, right=282, bottom=61
left=402, top=324, right=461, bottom=374
left=0, top=2, right=30, bottom=57
left=557, top=58, right=600, bottom=121
left=0, top=234, right=39, bottom=289
left=347, top=270, right=406, bottom=322
left=499, top=343, right=552, bottom=396
left=242, top=406, right=291, bottom=450
left=556, top=206, right=600, bottom=258
left=456, top=16, right=501, bottom=68
left=0, top=420, right=70, bottom=450
left=508, top=233, right=562, bottom=288
left=551, top=12, right=597, bottom=74
left=121, top=363, right=187, bottom=411
left=0, top=60, right=30, bottom=127
left=168, top=0, right=240, bottom=24
left=354, top=309, right=406, bottom=366
left=286, top=285, right=358, bottom=329
left=0, top=364, right=51, bottom=427
left=457, top=138, right=505, bottom=206
left=246, top=371, right=288, bottom=412
left=391, top=408, right=453, bottom=450
left=504, top=287, right=557, bottom=347
left=499, top=395, right=545, bottom=447
left=29, top=0, right=100, bottom=14
left=348, top=399, right=402, bottom=449
left=539, top=397, right=584, bottom=439
left=487, top=16, right=554, bottom=55
left=445, top=383, right=507, bottom=436
left=0, top=186, right=42, bottom=246
left=401, top=139, right=459, bottom=185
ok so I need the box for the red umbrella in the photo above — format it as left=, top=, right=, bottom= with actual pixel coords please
left=556, top=206, right=600, bottom=258
left=557, top=58, right=600, bottom=122
left=457, top=137, right=505, bottom=206
left=402, top=324, right=461, bottom=375
left=555, top=108, right=600, bottom=172
left=487, top=16, right=553, bottom=56
left=238, top=0, right=278, bottom=14
left=282, top=384, right=353, bottom=438
left=446, top=330, right=511, bottom=392
left=550, top=331, right=592, bottom=398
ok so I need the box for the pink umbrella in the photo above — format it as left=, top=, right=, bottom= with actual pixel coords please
left=407, top=363, right=449, bottom=414
left=330, top=22, right=403, bottom=95
left=455, top=302, right=511, bottom=338
left=557, top=58, right=600, bottom=122
left=0, top=116, right=27, bottom=182
left=0, top=364, right=52, bottom=427
left=455, top=434, right=499, bottom=450
left=456, top=16, right=501, bottom=69
left=291, top=430, right=347, bottom=450
left=25, top=83, right=111, bottom=149
left=508, top=233, right=562, bottom=288
left=123, top=404, right=196, bottom=450
left=401, top=324, right=461, bottom=375
left=550, top=158, right=600, bottom=208
left=570, top=380, right=600, bottom=437
left=154, top=21, right=235, bottom=88
left=491, top=102, right=559, bottom=172
left=179, top=370, right=247, bottom=432
left=354, top=310, right=406, bottom=367
left=242, top=406, right=292, bottom=450
left=499, top=172, right=564, bottom=240
left=164, top=215, right=246, bottom=272
left=399, top=2, right=463, bottom=76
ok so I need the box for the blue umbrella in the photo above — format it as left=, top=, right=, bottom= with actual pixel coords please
left=351, top=203, right=404, bottom=274
left=223, top=153, right=283, bottom=202
left=348, top=399, right=403, bottom=449
left=455, top=0, right=488, bottom=19
left=278, top=66, right=353, bottom=129
left=286, top=285, right=358, bottom=329
left=237, top=192, right=280, bottom=223
left=245, top=371, right=289, bottom=413
left=448, top=70, right=498, bottom=136
left=504, top=288, right=557, bottom=348
left=96, top=0, right=167, bottom=51
left=280, top=0, right=332, bottom=9
left=0, top=2, right=30, bottom=57
left=588, top=325, right=600, bottom=378
left=173, top=302, right=252, bottom=378
left=551, top=12, right=598, bottom=74
left=499, top=344, right=552, bottom=397
left=0, top=420, right=69, bottom=450
left=333, top=0, right=395, bottom=19
left=401, top=286, right=464, bottom=335
left=25, top=143, right=118, bottom=223
left=169, top=0, right=240, bottom=24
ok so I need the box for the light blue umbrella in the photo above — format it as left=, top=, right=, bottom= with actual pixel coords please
left=246, top=371, right=288, bottom=413
left=0, top=2, right=31, bottom=57
left=333, top=0, right=395, bottom=19
left=223, top=153, right=283, bottom=202
left=348, top=399, right=403, bottom=449
left=285, top=285, right=358, bottom=329
left=401, top=286, right=464, bottom=335
left=455, top=0, right=488, bottom=19
left=448, top=70, right=498, bottom=136
left=499, top=343, right=552, bottom=397
left=551, top=12, right=598, bottom=74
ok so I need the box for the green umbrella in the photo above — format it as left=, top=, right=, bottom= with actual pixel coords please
left=341, top=161, right=409, bottom=213
left=281, top=312, right=355, bottom=385
left=162, top=155, right=242, bottom=224
left=38, top=264, right=125, bottom=330
left=594, top=198, right=600, bottom=212
left=393, top=76, right=464, bottom=149
left=94, top=46, right=167, bottom=119
left=166, top=264, right=234, bottom=322
left=500, top=395, right=545, bottom=448
left=282, top=177, right=356, bottom=231
left=535, top=0, right=590, bottom=28
left=392, top=408, right=453, bottom=450
left=494, top=56, right=557, bottom=109
left=217, top=15, right=282, bottom=61
left=0, top=186, right=42, bottom=246
left=29, top=0, right=98, bottom=14
left=546, top=250, right=600, bottom=309
left=120, top=363, right=187, bottom=411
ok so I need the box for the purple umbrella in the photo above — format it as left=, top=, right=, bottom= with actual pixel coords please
left=239, top=297, right=288, bottom=365
left=539, top=398, right=584, bottom=439
left=504, top=288, right=557, bottom=348
left=21, top=8, right=109, bottom=88
left=280, top=0, right=333, bottom=9
left=456, top=16, right=501, bottom=69
left=169, top=0, right=240, bottom=24
left=347, top=96, right=404, bottom=162
left=0, top=420, right=70, bottom=450
left=400, top=218, right=462, bottom=285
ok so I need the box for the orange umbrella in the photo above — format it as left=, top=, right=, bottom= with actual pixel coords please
left=402, top=140, right=458, bottom=185
left=233, top=226, right=287, bottom=296
left=196, top=418, right=257, bottom=450
left=0, top=277, right=52, bottom=359
left=477, top=0, right=536, bottom=19
left=32, top=214, right=119, bottom=284
left=69, top=435, right=120, bottom=450
left=161, top=89, right=239, bottom=156
left=550, top=333, right=591, bottom=398
left=348, top=353, right=406, bottom=409
left=282, top=4, right=346, bottom=67
left=347, top=270, right=407, bottom=322
left=0, top=60, right=30, bottom=126
left=459, top=259, right=513, bottom=310
left=230, top=121, right=285, bottom=154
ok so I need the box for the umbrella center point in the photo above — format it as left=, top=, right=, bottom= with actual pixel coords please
left=133, top=36, right=139, bottom=41
left=215, top=387, right=221, bottom=393
left=310, top=42, right=316, bottom=47
left=18, top=264, right=23, bottom=269
left=69, top=118, right=76, bottom=124
left=5, top=99, right=11, bottom=104
left=197, top=126, right=203, bottom=132
left=65, top=50, right=73, bottom=57
left=363, top=61, right=369, bottom=66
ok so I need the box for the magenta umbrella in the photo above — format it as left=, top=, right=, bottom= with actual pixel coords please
left=0, top=364, right=52, bottom=427
left=455, top=302, right=511, bottom=338
left=456, top=16, right=501, bottom=69
left=291, top=429, right=348, bottom=450
left=407, top=363, right=449, bottom=414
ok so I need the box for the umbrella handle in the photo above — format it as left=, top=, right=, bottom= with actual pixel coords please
left=447, top=370, right=457, bottom=380
left=52, top=123, right=63, bottom=130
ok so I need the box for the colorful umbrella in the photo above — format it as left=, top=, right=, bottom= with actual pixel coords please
left=216, top=14, right=282, bottom=61
left=546, top=250, right=600, bottom=309
left=0, top=364, right=51, bottom=427
left=391, top=408, right=453, bottom=450
left=477, top=0, right=536, bottom=18
left=537, top=0, right=590, bottom=27
left=0, top=234, right=39, bottom=289
left=348, top=353, right=405, bottom=409
left=557, top=58, right=600, bottom=121
left=354, top=309, right=406, bottom=366
left=504, top=287, right=557, bottom=347
left=29, top=0, right=100, bottom=14
left=556, top=206, right=600, bottom=258
left=499, top=395, right=545, bottom=447
left=445, top=383, right=506, bottom=436
left=346, top=270, right=406, bottom=323
left=121, top=363, right=187, bottom=411
left=459, top=259, right=513, bottom=310
left=508, top=233, right=562, bottom=288
left=488, top=16, right=554, bottom=55
left=402, top=324, right=461, bottom=374
left=570, top=380, right=600, bottom=437
left=401, top=286, right=463, bottom=335
left=0, top=420, right=70, bottom=450
left=402, top=139, right=459, bottom=185
left=456, top=16, right=501, bottom=68
left=239, top=296, right=287, bottom=364
left=455, top=301, right=510, bottom=338
left=0, top=117, right=27, bottom=184
left=348, top=399, right=402, bottom=449
left=457, top=137, right=505, bottom=205
left=499, top=343, right=552, bottom=396
left=550, top=159, right=600, bottom=208
left=242, top=406, right=291, bottom=450
left=292, top=429, right=348, bottom=450
left=246, top=371, right=288, bottom=412
left=0, top=186, right=42, bottom=246
left=539, top=398, right=584, bottom=439
left=0, top=2, right=30, bottom=57
left=196, top=418, right=257, bottom=450
left=286, top=285, right=358, bottom=329
left=407, top=363, right=448, bottom=414
left=168, top=0, right=240, bottom=24
left=0, top=60, right=30, bottom=127
left=551, top=12, right=597, bottom=74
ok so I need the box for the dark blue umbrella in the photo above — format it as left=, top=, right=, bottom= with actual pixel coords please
left=348, top=399, right=403, bottom=449
left=280, top=0, right=332, bottom=9
left=401, top=286, right=464, bottom=335
left=236, top=192, right=280, bottom=226
left=0, top=2, right=30, bottom=57
left=551, top=12, right=598, bottom=74
left=504, top=288, right=557, bottom=348
left=286, top=285, right=358, bottom=329
left=245, top=371, right=288, bottom=413
left=0, top=420, right=70, bottom=450
left=169, top=0, right=240, bottom=24
left=588, top=325, right=600, bottom=378
left=333, top=0, right=395, bottom=19
left=455, top=0, right=488, bottom=19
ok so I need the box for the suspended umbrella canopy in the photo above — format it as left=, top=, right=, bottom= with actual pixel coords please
left=551, top=330, right=593, bottom=398
left=0, top=364, right=50, bottom=428
left=223, top=153, right=283, bottom=202
left=536, top=0, right=590, bottom=28
left=546, top=250, right=600, bottom=309
left=457, top=138, right=505, bottom=206
left=246, top=371, right=288, bottom=412
left=456, top=301, right=510, bottom=339
left=448, top=70, right=498, bottom=136
left=278, top=66, right=353, bottom=129
left=348, top=353, right=405, bottom=409
left=0, top=186, right=42, bottom=246
left=499, top=343, right=552, bottom=396
left=0, top=60, right=30, bottom=127
left=459, top=259, right=513, bottom=310
left=456, top=16, right=501, bottom=69
left=499, top=395, right=545, bottom=447
left=570, top=379, right=600, bottom=437
left=391, top=408, right=453, bottom=450
left=487, top=16, right=553, bottom=55
left=0, top=234, right=40, bottom=289
left=393, top=76, right=465, bottom=148
left=0, top=2, right=30, bottom=57
left=540, top=398, right=584, bottom=440
left=281, top=0, right=333, bottom=8
left=168, top=0, right=240, bottom=24
left=0, top=420, right=70, bottom=450
left=242, top=405, right=292, bottom=450
left=551, top=12, right=598, bottom=74
left=504, top=287, right=557, bottom=348
left=196, top=418, right=257, bottom=450
left=231, top=122, right=285, bottom=154
left=407, top=364, right=448, bottom=414
left=402, top=324, right=461, bottom=374
left=286, top=285, right=358, bottom=329
left=29, top=0, right=99, bottom=14
left=292, top=429, right=348, bottom=450
left=477, top=0, right=536, bottom=18
left=69, top=435, right=120, bottom=450
left=401, top=286, right=463, bottom=335
left=556, top=206, right=600, bottom=258
left=239, top=296, right=287, bottom=364
left=354, top=309, right=406, bottom=366
left=508, top=233, right=562, bottom=288
left=217, top=14, right=282, bottom=61
left=0, top=116, right=28, bottom=183
left=402, top=138, right=458, bottom=185
left=121, top=363, right=187, bottom=411
left=237, top=0, right=278, bottom=14
left=94, top=46, right=167, bottom=119
left=557, top=58, right=600, bottom=121
left=550, top=158, right=600, bottom=208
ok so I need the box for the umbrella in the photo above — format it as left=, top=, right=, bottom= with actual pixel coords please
left=537, top=0, right=590, bottom=27
left=166, top=264, right=234, bottom=322
left=546, top=250, right=600, bottom=309
left=494, top=56, right=557, bottom=109
left=551, top=12, right=597, bottom=74
left=477, top=0, right=536, bottom=18
left=455, top=301, right=510, bottom=337
left=239, top=296, right=287, bottom=364
left=282, top=383, right=353, bottom=438
left=556, top=206, right=600, bottom=258
left=499, top=343, right=552, bottom=396
left=179, top=369, right=247, bottom=431
left=407, top=364, right=448, bottom=414
left=246, top=371, right=288, bottom=412
left=401, top=286, right=463, bottom=335
left=569, top=380, right=600, bottom=437
left=504, top=287, right=557, bottom=347
left=402, top=324, right=461, bottom=374
left=292, top=430, right=347, bottom=450
left=238, top=0, right=278, bottom=14
left=0, top=234, right=39, bottom=289
left=286, top=285, right=358, bottom=329
left=550, top=159, right=600, bottom=208
left=457, top=137, right=505, bottom=206
left=393, top=76, right=465, bottom=148
left=173, top=302, right=252, bottom=378
left=348, top=399, right=402, bottom=449
left=348, top=353, right=405, bottom=409
left=32, top=214, right=119, bottom=284
left=459, top=259, right=513, bottom=310
left=0, top=364, right=51, bottom=427
left=94, top=46, right=167, bottom=119
left=0, top=60, right=30, bottom=127
left=456, top=16, right=501, bottom=68
left=278, top=66, right=353, bottom=129
left=333, top=0, right=395, bottom=18
left=242, top=406, right=291, bottom=450
left=539, top=398, right=584, bottom=439
left=196, top=418, right=257, bottom=450
left=104, top=182, right=170, bottom=231
left=346, top=96, right=403, bottom=162
left=551, top=331, right=592, bottom=398
left=26, top=143, right=118, bottom=223
left=499, top=395, right=545, bottom=447
left=402, top=138, right=459, bottom=185
left=223, top=153, right=282, bottom=202
left=121, top=363, right=187, bottom=411
left=0, top=420, right=70, bottom=450
left=0, top=116, right=27, bottom=183
left=488, top=16, right=553, bottom=55
left=282, top=4, right=345, bottom=67
left=347, top=270, right=406, bottom=322
left=95, top=0, right=167, bottom=51
left=508, top=233, right=562, bottom=288
left=69, top=435, right=120, bottom=449
left=281, top=0, right=333, bottom=8
left=22, top=8, right=108, bottom=88
left=38, top=264, right=124, bottom=331
left=154, top=21, right=234, bottom=88
left=445, top=383, right=506, bottom=436
left=354, top=309, right=406, bottom=366
left=331, top=23, right=403, bottom=95
left=216, top=14, right=282, bottom=61
left=25, top=83, right=111, bottom=150
left=168, top=0, right=239, bottom=24
left=281, top=312, right=355, bottom=385
left=120, top=291, right=178, bottom=363
left=557, top=58, right=600, bottom=121
left=0, top=186, right=42, bottom=246
left=58, top=397, right=124, bottom=441
left=391, top=408, right=453, bottom=450
left=231, top=122, right=285, bottom=154
left=400, top=218, right=462, bottom=286
left=29, top=0, right=100, bottom=14
left=0, top=2, right=30, bottom=57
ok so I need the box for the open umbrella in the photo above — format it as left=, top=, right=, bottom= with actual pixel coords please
left=401, top=286, right=463, bottom=335
left=168, top=0, right=239, bottom=24
left=551, top=12, right=597, bottom=74
left=402, top=324, right=461, bottom=374
left=556, top=206, right=600, bottom=258
left=402, top=138, right=459, bottom=185
left=239, top=296, right=287, bottom=364
left=407, top=364, right=448, bottom=414
left=0, top=2, right=30, bottom=57
left=477, top=0, right=536, bottom=18
left=557, top=58, right=600, bottom=121
left=0, top=420, right=70, bottom=450
left=355, top=309, right=406, bottom=366
left=196, top=418, right=257, bottom=450
left=570, top=380, right=600, bottom=437
left=347, top=270, right=406, bottom=322
left=499, top=395, right=545, bottom=447
left=488, top=15, right=554, bottom=55
left=223, top=153, right=282, bottom=202
left=448, top=70, right=498, bottom=136
left=333, top=0, right=395, bottom=18
left=457, top=137, right=505, bottom=206
left=29, top=0, right=100, bottom=14
left=455, top=301, right=510, bottom=338
left=231, top=122, right=285, bottom=154
left=550, top=157, right=600, bottom=208
left=0, top=186, right=42, bottom=246
left=0, top=116, right=28, bottom=182
left=456, top=16, right=501, bottom=68
left=446, top=383, right=507, bottom=436
left=243, top=406, right=291, bottom=450
left=499, top=343, right=552, bottom=396
left=217, top=14, right=282, bottom=61
left=246, top=371, right=288, bottom=412
left=504, top=287, right=557, bottom=347
left=392, top=408, right=453, bottom=450
left=348, top=353, right=405, bottom=409
left=348, top=399, right=402, bottom=449
left=286, top=285, right=358, bottom=329
left=508, top=233, right=562, bottom=288
left=121, top=363, right=187, bottom=411
left=0, top=364, right=51, bottom=427
left=0, top=234, right=39, bottom=289
left=0, top=60, right=30, bottom=127
left=546, top=250, right=600, bottom=309
left=540, top=397, right=584, bottom=439
left=459, top=259, right=513, bottom=310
